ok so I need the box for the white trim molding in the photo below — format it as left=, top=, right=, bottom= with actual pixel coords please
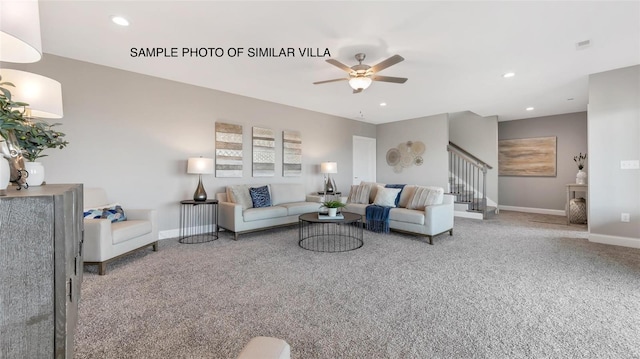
left=454, top=211, right=483, bottom=220
left=589, top=233, right=640, bottom=249
left=498, top=205, right=565, bottom=216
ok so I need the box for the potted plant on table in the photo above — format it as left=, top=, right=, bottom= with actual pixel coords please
left=573, top=152, right=587, bottom=184
left=14, top=120, right=68, bottom=186
left=0, top=76, right=30, bottom=191
left=321, top=200, right=346, bottom=217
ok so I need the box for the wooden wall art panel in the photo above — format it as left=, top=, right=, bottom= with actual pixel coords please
left=215, top=122, right=243, bottom=177
left=252, top=127, right=275, bottom=177
left=498, top=136, right=557, bottom=176
left=283, top=130, right=302, bottom=176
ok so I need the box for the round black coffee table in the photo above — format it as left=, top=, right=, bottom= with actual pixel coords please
left=298, top=212, right=364, bottom=252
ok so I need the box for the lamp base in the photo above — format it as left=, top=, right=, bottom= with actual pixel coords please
left=193, top=175, right=207, bottom=201
left=325, top=176, right=337, bottom=194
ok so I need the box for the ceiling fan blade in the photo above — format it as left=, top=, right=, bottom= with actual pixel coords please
left=372, top=75, right=408, bottom=84
left=313, top=78, right=348, bottom=85
left=352, top=88, right=363, bottom=94
left=326, top=59, right=353, bottom=73
left=371, top=55, right=404, bottom=73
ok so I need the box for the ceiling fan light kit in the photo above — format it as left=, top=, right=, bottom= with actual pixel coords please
left=314, top=52, right=407, bottom=94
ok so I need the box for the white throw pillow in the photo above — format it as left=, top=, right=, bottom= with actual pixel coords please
left=347, top=184, right=371, bottom=204
left=226, top=185, right=253, bottom=210
left=407, top=186, right=444, bottom=210
left=373, top=186, right=402, bottom=207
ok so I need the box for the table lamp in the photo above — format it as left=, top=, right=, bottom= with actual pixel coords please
left=320, top=161, right=337, bottom=195
left=187, top=157, right=214, bottom=201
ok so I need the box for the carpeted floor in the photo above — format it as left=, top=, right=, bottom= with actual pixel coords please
left=75, top=211, right=640, bottom=359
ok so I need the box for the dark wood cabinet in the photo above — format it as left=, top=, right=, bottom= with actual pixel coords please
left=0, top=184, right=83, bottom=358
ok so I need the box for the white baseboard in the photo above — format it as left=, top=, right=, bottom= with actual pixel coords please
left=159, top=228, right=179, bottom=240
left=589, top=233, right=640, bottom=249
left=498, top=205, right=565, bottom=216
left=454, top=211, right=483, bottom=220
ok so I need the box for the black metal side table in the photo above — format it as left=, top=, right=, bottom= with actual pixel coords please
left=179, top=199, right=218, bottom=244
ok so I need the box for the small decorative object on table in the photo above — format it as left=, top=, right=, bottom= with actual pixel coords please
left=321, top=199, right=346, bottom=217
left=573, top=152, right=587, bottom=184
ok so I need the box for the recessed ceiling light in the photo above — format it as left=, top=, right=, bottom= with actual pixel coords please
left=502, top=72, right=515, bottom=78
left=380, top=102, right=387, bottom=107
left=526, top=107, right=534, bottom=111
left=567, top=98, right=574, bottom=101
left=111, top=16, right=129, bottom=26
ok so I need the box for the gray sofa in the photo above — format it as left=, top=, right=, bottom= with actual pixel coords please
left=343, top=182, right=454, bottom=244
left=216, top=183, right=322, bottom=240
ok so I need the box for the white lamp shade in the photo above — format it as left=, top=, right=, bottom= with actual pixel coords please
left=349, top=76, right=372, bottom=90
left=0, top=0, right=42, bottom=63
left=321, top=161, right=337, bottom=174
left=0, top=69, right=63, bottom=118
left=187, top=157, right=214, bottom=174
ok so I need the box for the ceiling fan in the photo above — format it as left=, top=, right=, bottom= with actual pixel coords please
left=313, top=53, right=407, bottom=94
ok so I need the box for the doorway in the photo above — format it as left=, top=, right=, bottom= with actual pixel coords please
left=352, top=136, right=376, bottom=185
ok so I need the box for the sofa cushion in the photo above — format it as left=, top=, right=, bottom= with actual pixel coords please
left=373, top=186, right=402, bottom=207
left=249, top=185, right=272, bottom=208
left=112, top=220, right=152, bottom=244
left=343, top=203, right=367, bottom=216
left=389, top=208, right=425, bottom=225
left=407, top=186, right=445, bottom=210
left=347, top=184, right=370, bottom=204
left=280, top=202, right=321, bottom=216
left=361, top=181, right=385, bottom=204
left=243, top=206, right=288, bottom=222
left=227, top=185, right=253, bottom=210
left=270, top=183, right=305, bottom=205
left=398, top=185, right=417, bottom=208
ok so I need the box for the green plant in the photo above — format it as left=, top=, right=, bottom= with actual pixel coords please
left=322, top=200, right=346, bottom=208
left=0, top=75, right=68, bottom=162
left=573, top=152, right=587, bottom=170
left=15, top=121, right=68, bottom=162
left=0, top=76, right=29, bottom=141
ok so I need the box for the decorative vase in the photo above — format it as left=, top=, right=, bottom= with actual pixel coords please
left=0, top=158, right=10, bottom=194
left=25, top=161, right=45, bottom=187
left=328, top=208, right=337, bottom=217
left=576, top=169, right=587, bottom=184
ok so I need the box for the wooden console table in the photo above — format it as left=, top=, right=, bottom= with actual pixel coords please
left=566, top=183, right=588, bottom=225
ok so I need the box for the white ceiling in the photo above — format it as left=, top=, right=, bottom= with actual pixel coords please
left=38, top=1, right=640, bottom=124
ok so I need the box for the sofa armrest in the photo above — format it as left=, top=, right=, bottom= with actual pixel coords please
left=83, top=218, right=113, bottom=261
left=126, top=209, right=155, bottom=221
left=218, top=201, right=243, bottom=232
left=126, top=209, right=158, bottom=239
left=424, top=201, right=454, bottom=234
left=306, top=195, right=323, bottom=203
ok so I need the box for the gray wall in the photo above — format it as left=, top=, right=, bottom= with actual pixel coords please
left=498, top=112, right=588, bottom=211
left=588, top=65, right=640, bottom=244
left=7, top=54, right=376, bottom=235
left=448, top=111, right=498, bottom=204
left=376, top=113, right=449, bottom=189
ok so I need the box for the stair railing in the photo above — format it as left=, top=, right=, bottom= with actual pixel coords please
left=447, top=142, right=492, bottom=218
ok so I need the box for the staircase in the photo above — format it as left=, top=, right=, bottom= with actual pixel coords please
left=447, top=142, right=497, bottom=219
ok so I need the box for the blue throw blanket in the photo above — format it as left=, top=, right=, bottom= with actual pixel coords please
left=366, top=205, right=392, bottom=233
left=366, top=184, right=405, bottom=233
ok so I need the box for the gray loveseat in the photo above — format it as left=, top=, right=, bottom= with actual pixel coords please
left=216, top=183, right=322, bottom=240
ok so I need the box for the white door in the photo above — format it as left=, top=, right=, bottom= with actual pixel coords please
left=352, top=136, right=376, bottom=185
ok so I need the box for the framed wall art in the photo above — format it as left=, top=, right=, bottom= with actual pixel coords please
left=498, top=136, right=557, bottom=176
left=215, top=122, right=243, bottom=177
left=252, top=127, right=275, bottom=177
left=282, top=130, right=302, bottom=176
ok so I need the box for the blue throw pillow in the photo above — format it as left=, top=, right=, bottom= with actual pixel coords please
left=385, top=184, right=406, bottom=207
left=83, top=204, right=127, bottom=223
left=249, top=185, right=271, bottom=208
